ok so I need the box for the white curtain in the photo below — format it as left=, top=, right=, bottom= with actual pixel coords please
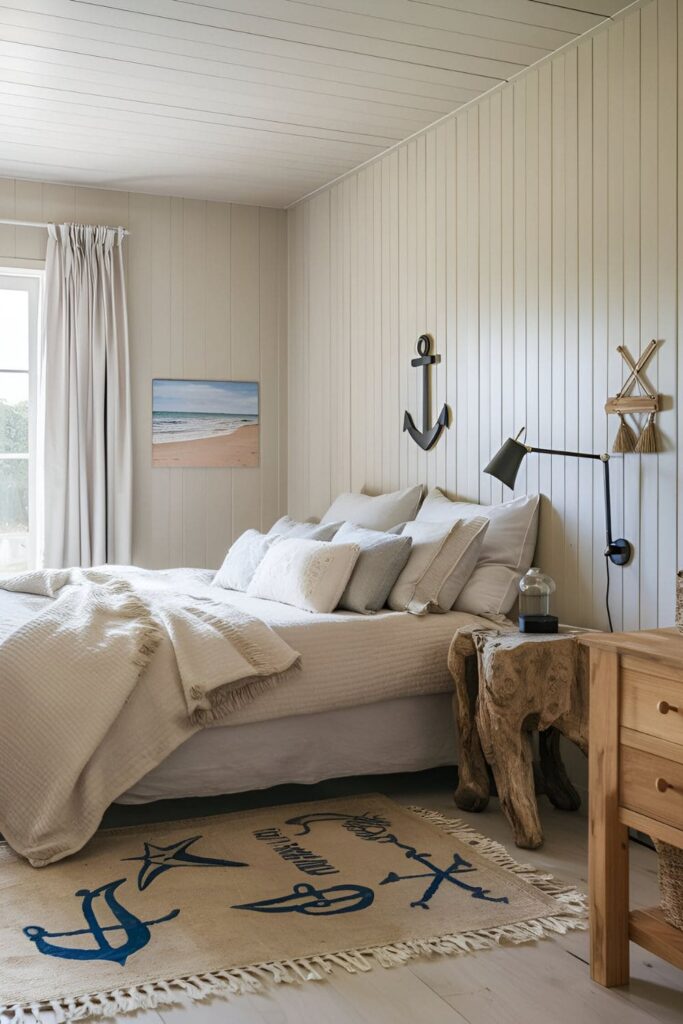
left=37, top=224, right=132, bottom=568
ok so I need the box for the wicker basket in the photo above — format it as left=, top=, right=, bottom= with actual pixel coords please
left=655, top=841, right=683, bottom=930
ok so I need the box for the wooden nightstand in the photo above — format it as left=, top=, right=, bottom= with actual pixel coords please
left=448, top=626, right=588, bottom=849
left=580, top=628, right=683, bottom=987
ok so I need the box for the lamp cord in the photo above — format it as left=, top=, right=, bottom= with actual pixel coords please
left=605, top=555, right=614, bottom=633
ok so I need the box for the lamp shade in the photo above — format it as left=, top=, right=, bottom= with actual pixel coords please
left=484, top=437, right=528, bottom=489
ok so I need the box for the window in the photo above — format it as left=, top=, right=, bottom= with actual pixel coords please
left=0, top=270, right=41, bottom=571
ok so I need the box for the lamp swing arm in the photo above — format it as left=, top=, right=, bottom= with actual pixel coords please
left=485, top=433, right=631, bottom=567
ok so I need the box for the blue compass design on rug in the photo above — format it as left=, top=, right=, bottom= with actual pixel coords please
left=123, top=835, right=249, bottom=891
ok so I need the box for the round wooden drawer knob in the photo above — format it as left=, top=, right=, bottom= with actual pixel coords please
left=657, top=700, right=679, bottom=715
left=655, top=777, right=674, bottom=793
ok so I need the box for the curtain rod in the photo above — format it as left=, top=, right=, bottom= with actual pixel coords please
left=0, top=218, right=129, bottom=236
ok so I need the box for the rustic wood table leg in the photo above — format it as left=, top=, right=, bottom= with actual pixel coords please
left=589, top=648, right=629, bottom=986
left=539, top=727, right=582, bottom=811
left=482, top=716, right=543, bottom=849
left=451, top=654, right=490, bottom=812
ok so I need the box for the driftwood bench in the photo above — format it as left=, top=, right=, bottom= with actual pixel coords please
left=447, top=627, right=589, bottom=849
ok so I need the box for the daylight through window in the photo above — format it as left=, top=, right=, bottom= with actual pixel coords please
left=0, top=271, right=41, bottom=571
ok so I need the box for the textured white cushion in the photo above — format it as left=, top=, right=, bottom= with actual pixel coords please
left=247, top=538, right=361, bottom=613
left=320, top=485, right=423, bottom=531
left=416, top=489, right=540, bottom=617
left=268, top=515, right=342, bottom=541
left=212, top=529, right=280, bottom=592
left=416, top=489, right=540, bottom=570
left=388, top=517, right=489, bottom=616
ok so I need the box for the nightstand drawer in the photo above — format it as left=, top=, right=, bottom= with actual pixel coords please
left=620, top=744, right=683, bottom=831
left=621, top=659, right=683, bottom=747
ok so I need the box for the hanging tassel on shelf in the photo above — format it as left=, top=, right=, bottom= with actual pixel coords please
left=612, top=413, right=638, bottom=453
left=635, top=411, right=659, bottom=453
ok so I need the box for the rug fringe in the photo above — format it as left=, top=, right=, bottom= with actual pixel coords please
left=2, top=805, right=588, bottom=1023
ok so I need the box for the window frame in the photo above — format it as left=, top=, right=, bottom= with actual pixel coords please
left=0, top=267, right=43, bottom=570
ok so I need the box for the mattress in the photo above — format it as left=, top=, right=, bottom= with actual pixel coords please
left=118, top=692, right=457, bottom=803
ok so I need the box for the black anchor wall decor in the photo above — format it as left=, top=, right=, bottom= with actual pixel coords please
left=403, top=334, right=449, bottom=451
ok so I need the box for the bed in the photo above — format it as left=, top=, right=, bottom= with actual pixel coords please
left=120, top=591, right=499, bottom=803
left=0, top=582, right=497, bottom=806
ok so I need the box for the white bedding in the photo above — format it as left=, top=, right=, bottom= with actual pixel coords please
left=117, top=591, right=493, bottom=803
left=0, top=578, right=499, bottom=809
left=187, top=590, right=496, bottom=726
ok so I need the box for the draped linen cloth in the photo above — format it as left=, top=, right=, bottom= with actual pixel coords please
left=38, top=224, right=132, bottom=567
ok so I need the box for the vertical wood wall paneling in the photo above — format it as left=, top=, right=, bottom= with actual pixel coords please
left=230, top=205, right=263, bottom=540
left=639, top=1, right=660, bottom=628
left=0, top=179, right=286, bottom=568
left=287, top=0, right=680, bottom=630
left=607, top=19, right=625, bottom=628
left=479, top=99, right=491, bottom=509
left=657, top=0, right=677, bottom=627
left=576, top=40, right=595, bottom=628
left=563, top=47, right=580, bottom=628
left=622, top=10, right=642, bottom=631
left=205, top=200, right=231, bottom=569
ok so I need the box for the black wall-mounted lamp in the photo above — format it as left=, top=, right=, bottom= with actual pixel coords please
left=484, top=428, right=632, bottom=568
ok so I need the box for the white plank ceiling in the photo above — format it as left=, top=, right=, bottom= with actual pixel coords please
left=0, top=0, right=631, bottom=207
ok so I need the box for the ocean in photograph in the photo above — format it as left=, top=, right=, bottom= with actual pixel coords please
left=152, top=411, right=258, bottom=444
left=152, top=379, right=259, bottom=468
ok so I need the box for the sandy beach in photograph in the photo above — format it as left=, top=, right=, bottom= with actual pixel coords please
left=153, top=423, right=259, bottom=468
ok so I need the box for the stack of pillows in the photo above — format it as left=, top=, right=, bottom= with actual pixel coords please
left=212, top=484, right=539, bottom=619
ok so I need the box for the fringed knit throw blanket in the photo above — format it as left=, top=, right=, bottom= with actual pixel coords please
left=0, top=567, right=300, bottom=867
left=0, top=795, right=587, bottom=1024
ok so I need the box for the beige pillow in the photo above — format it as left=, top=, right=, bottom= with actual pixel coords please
left=320, top=485, right=423, bottom=531
left=453, top=564, right=520, bottom=619
left=247, top=538, right=361, bottom=613
left=416, top=489, right=540, bottom=617
left=416, top=489, right=539, bottom=570
left=388, top=517, right=489, bottom=615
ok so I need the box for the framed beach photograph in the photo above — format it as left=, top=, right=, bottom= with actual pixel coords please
left=152, top=378, right=259, bottom=468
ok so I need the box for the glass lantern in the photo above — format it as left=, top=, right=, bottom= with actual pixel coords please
left=518, top=568, right=558, bottom=634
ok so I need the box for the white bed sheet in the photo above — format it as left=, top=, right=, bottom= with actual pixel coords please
left=118, top=692, right=457, bottom=803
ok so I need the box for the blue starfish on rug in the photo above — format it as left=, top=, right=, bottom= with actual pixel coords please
left=123, top=835, right=248, bottom=891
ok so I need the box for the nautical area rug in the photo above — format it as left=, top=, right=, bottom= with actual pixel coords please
left=0, top=795, right=587, bottom=1022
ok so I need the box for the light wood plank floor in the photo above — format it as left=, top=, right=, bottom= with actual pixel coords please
left=29, top=770, right=683, bottom=1023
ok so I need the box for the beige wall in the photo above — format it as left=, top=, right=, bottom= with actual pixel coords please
left=0, top=179, right=287, bottom=569
left=287, top=0, right=680, bottom=631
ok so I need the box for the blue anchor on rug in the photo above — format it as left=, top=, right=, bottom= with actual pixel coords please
left=123, top=835, right=249, bottom=891
left=233, top=882, right=374, bottom=916
left=380, top=851, right=510, bottom=910
left=23, top=879, right=180, bottom=966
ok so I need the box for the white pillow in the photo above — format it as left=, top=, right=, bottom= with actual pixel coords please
left=247, top=538, right=361, bottom=613
left=320, top=485, right=423, bottom=531
left=416, top=489, right=539, bottom=570
left=388, top=517, right=489, bottom=616
left=212, top=529, right=279, bottom=592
